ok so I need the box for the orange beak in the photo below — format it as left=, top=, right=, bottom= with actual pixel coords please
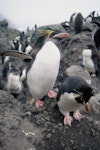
left=85, top=102, right=91, bottom=112
left=53, top=32, right=70, bottom=38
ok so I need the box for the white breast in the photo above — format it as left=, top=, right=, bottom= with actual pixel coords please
left=58, top=92, right=83, bottom=116
left=27, top=41, right=60, bottom=99
left=82, top=49, right=95, bottom=73
left=6, top=73, right=22, bottom=94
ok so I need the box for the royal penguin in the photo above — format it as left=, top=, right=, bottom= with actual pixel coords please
left=56, top=76, right=94, bottom=126
left=5, top=64, right=23, bottom=97
left=82, top=44, right=100, bottom=77
left=70, top=12, right=84, bottom=34
left=0, top=30, right=70, bottom=108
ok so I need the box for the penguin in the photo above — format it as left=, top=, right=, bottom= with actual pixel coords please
left=74, top=13, right=84, bottom=34
left=56, top=76, right=94, bottom=126
left=94, top=28, right=100, bottom=51
left=92, top=21, right=100, bottom=51
left=1, top=56, right=10, bottom=78
left=82, top=44, right=100, bottom=77
left=70, top=12, right=84, bottom=34
left=0, top=30, right=70, bottom=108
left=5, top=64, right=23, bottom=97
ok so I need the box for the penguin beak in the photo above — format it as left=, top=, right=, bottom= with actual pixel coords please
left=84, top=102, right=91, bottom=112
left=53, top=32, right=70, bottom=38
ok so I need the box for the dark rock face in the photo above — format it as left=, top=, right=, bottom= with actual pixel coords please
left=0, top=21, right=100, bottom=150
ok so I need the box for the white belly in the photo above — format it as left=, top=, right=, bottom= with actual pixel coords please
left=82, top=49, right=95, bottom=73
left=58, top=93, right=83, bottom=116
left=83, top=58, right=95, bottom=73
left=6, top=73, right=22, bottom=94
left=27, top=41, right=60, bottom=99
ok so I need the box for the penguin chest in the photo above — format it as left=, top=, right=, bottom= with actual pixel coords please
left=83, top=57, right=95, bottom=73
left=27, top=42, right=60, bottom=99
left=82, top=49, right=95, bottom=73
left=58, top=92, right=83, bottom=116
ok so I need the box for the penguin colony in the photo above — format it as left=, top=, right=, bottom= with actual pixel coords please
left=0, top=11, right=100, bottom=126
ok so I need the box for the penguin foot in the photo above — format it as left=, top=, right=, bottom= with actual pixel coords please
left=64, top=116, right=73, bottom=126
left=47, top=90, right=57, bottom=98
left=35, top=100, right=44, bottom=108
left=73, top=111, right=84, bottom=121
left=90, top=73, right=96, bottom=78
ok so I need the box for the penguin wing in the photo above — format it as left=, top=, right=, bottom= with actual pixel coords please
left=0, top=50, right=32, bottom=62
left=91, top=21, right=100, bottom=27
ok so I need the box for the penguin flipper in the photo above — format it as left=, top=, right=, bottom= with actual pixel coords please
left=0, top=50, right=32, bottom=62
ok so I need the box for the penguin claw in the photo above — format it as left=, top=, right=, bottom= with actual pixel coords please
left=35, top=100, right=44, bottom=108
left=47, top=90, right=57, bottom=98
left=64, top=116, right=73, bottom=126
left=73, top=111, right=84, bottom=121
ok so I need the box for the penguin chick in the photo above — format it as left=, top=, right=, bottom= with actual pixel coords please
left=82, top=49, right=97, bottom=77
left=5, top=65, right=23, bottom=97
left=56, top=76, right=94, bottom=126
left=82, top=44, right=100, bottom=77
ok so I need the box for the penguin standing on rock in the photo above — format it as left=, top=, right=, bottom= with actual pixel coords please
left=0, top=30, right=70, bottom=108
left=82, top=44, right=100, bottom=77
left=70, top=12, right=84, bottom=34
left=56, top=76, right=94, bottom=126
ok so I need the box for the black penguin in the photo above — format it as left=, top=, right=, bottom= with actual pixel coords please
left=1, top=56, right=10, bottom=78
left=92, top=21, right=100, bottom=51
left=75, top=13, right=84, bottom=34
left=70, top=12, right=84, bottom=34
left=56, top=76, right=94, bottom=126
left=94, top=28, right=100, bottom=51
left=0, top=30, right=70, bottom=108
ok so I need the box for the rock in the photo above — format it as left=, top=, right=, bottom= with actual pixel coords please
left=65, top=65, right=91, bottom=84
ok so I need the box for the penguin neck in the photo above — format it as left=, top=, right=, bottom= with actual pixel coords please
left=49, top=38, right=61, bottom=48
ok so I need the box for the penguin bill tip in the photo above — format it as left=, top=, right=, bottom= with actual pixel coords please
left=85, top=103, right=91, bottom=112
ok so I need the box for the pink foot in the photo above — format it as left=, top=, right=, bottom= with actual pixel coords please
left=35, top=100, right=44, bottom=108
left=91, top=73, right=96, bottom=78
left=64, top=116, right=73, bottom=126
left=73, top=111, right=84, bottom=121
left=47, top=90, right=57, bottom=98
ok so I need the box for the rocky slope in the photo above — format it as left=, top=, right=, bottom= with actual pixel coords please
left=0, top=20, right=100, bottom=150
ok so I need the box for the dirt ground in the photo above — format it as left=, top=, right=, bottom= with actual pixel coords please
left=0, top=89, right=100, bottom=150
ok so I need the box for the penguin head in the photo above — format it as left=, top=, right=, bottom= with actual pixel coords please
left=31, top=29, right=56, bottom=49
left=74, top=84, right=93, bottom=112
left=8, top=64, right=20, bottom=76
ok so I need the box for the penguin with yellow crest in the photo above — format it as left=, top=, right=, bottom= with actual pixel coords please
left=0, top=29, right=70, bottom=108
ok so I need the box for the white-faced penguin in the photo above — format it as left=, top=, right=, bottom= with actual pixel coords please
left=82, top=44, right=100, bottom=77
left=0, top=30, right=70, bottom=108
left=56, top=76, right=94, bottom=126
